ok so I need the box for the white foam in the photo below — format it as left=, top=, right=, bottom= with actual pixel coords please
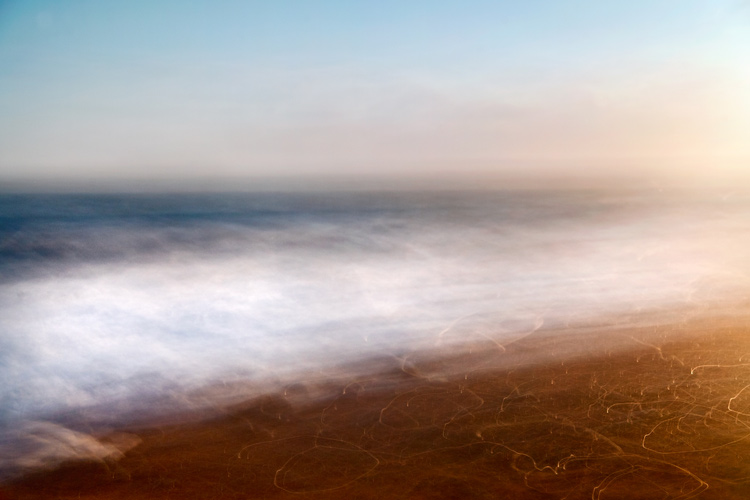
left=1, top=192, right=748, bottom=427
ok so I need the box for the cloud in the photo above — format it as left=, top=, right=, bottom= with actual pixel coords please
left=1, top=58, right=747, bottom=185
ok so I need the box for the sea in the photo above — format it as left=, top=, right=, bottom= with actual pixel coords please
left=1, top=188, right=749, bottom=475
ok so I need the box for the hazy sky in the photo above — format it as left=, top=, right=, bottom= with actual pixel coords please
left=1, top=1, right=749, bottom=188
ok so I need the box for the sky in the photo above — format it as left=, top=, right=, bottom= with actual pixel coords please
left=0, top=0, right=749, bottom=189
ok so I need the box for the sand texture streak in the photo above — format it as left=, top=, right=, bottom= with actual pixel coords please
left=4, top=311, right=750, bottom=499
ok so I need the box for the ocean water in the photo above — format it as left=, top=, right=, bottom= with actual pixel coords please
left=1, top=189, right=749, bottom=473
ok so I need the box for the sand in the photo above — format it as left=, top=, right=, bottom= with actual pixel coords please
left=4, top=308, right=750, bottom=499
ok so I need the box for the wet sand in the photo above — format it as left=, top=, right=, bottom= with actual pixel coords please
left=4, top=309, right=750, bottom=499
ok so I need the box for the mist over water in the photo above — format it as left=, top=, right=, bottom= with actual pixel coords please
left=1, top=189, right=749, bottom=474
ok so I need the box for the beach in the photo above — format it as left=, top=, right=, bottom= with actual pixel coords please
left=5, top=306, right=750, bottom=499
left=3, top=0, right=749, bottom=496
left=2, top=190, right=750, bottom=498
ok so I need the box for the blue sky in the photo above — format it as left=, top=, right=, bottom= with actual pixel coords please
left=1, top=0, right=748, bottom=187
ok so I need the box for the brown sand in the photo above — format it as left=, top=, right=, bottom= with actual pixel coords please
left=4, top=311, right=750, bottom=499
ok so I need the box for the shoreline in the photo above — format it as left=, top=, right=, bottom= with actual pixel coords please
left=4, top=308, right=750, bottom=499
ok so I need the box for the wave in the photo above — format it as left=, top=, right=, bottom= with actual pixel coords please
left=1, top=189, right=749, bottom=472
